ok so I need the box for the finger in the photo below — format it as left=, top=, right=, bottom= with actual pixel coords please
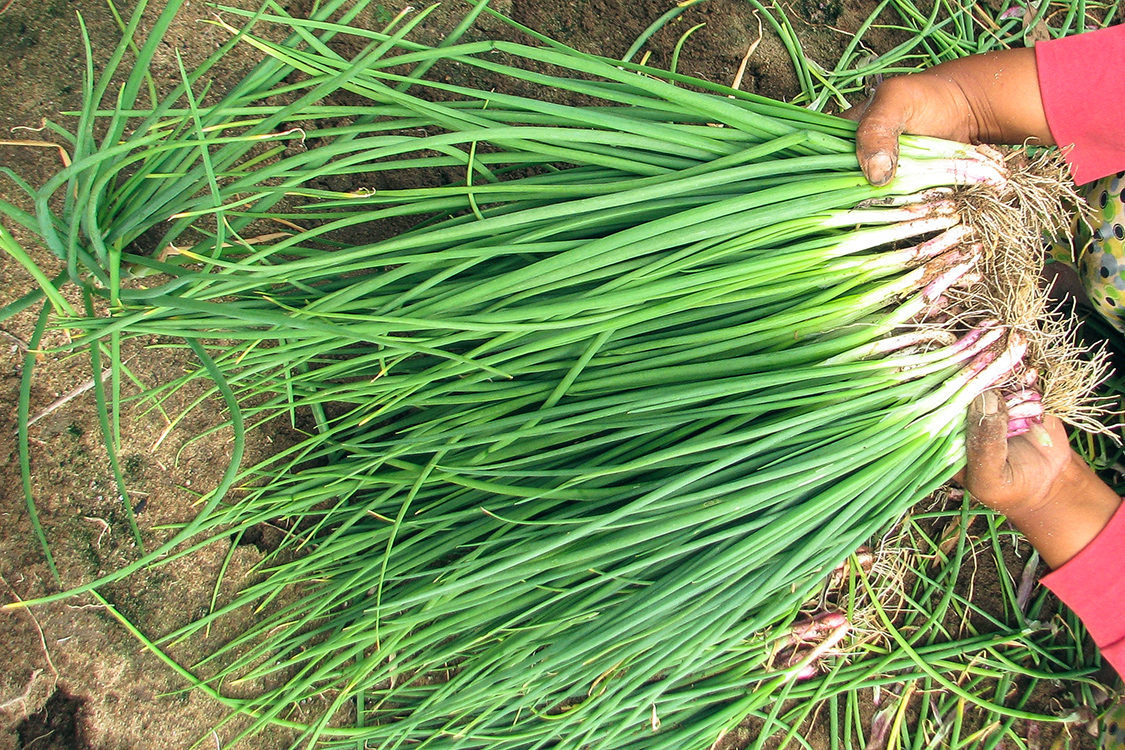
left=851, top=88, right=908, bottom=187
left=965, top=390, right=1011, bottom=488
left=1027, top=421, right=1052, bottom=447
left=1033, top=413, right=1069, bottom=451
left=846, top=78, right=918, bottom=187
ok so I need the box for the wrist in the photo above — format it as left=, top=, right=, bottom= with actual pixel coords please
left=939, top=48, right=1053, bottom=146
left=1001, top=454, right=1121, bottom=569
left=1045, top=451, right=1117, bottom=512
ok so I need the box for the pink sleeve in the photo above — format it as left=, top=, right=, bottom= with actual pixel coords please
left=1034, top=25, right=1125, bottom=185
left=1040, top=500, right=1125, bottom=677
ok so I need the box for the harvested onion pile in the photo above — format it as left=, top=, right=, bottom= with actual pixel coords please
left=4, top=2, right=1104, bottom=747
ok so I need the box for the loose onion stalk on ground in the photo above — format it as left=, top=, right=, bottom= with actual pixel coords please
left=0, top=1, right=1109, bottom=748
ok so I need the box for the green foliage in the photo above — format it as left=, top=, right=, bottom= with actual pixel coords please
left=0, top=1, right=1111, bottom=748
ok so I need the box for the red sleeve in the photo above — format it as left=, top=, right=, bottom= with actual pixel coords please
left=1034, top=25, right=1125, bottom=185
left=1040, top=500, right=1125, bottom=677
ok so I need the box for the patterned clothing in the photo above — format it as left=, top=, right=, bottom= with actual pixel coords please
left=1105, top=700, right=1125, bottom=749
left=1082, top=173, right=1125, bottom=331
left=1049, top=172, right=1125, bottom=332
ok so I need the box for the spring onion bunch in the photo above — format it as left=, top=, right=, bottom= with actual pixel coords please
left=2, top=1, right=1102, bottom=748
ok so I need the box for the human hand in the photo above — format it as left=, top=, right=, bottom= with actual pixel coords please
left=841, top=49, right=1053, bottom=186
left=962, top=390, right=1121, bottom=569
left=963, top=390, right=1072, bottom=515
left=841, top=72, right=978, bottom=186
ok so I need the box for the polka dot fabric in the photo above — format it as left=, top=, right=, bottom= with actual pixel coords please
left=1103, top=699, right=1125, bottom=750
left=1049, top=171, right=1125, bottom=332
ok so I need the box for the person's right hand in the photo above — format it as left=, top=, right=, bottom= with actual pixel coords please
left=841, top=48, right=1054, bottom=186
left=841, top=72, right=980, bottom=186
left=962, top=390, right=1121, bottom=569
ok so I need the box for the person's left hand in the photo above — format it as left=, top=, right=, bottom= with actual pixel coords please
left=959, top=390, right=1121, bottom=569
left=960, top=390, right=1072, bottom=517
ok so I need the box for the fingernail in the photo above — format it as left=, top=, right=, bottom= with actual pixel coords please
left=981, top=390, right=998, bottom=415
left=867, top=153, right=893, bottom=185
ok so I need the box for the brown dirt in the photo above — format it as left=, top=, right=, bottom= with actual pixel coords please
left=0, top=1, right=1109, bottom=749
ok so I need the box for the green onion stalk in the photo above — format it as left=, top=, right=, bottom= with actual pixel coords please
left=1, top=2, right=1103, bottom=748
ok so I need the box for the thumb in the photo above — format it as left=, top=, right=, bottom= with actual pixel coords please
left=849, top=90, right=907, bottom=187
left=965, top=390, right=1010, bottom=487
